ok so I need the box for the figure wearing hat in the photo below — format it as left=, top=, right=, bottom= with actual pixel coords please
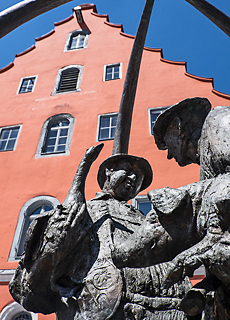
left=9, top=1, right=193, bottom=319
left=112, top=97, right=230, bottom=318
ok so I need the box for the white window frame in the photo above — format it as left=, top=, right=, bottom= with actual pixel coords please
left=0, top=125, right=22, bottom=152
left=17, top=76, right=38, bottom=94
left=35, top=114, right=75, bottom=158
left=52, top=65, right=84, bottom=95
left=103, top=63, right=122, bottom=81
left=132, top=195, right=153, bottom=216
left=8, top=196, right=60, bottom=261
left=64, top=29, right=89, bottom=51
left=0, top=302, right=37, bottom=320
left=96, top=112, right=118, bottom=141
left=148, top=106, right=169, bottom=135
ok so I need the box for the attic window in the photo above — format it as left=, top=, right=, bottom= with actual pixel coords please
left=64, top=29, right=89, bottom=51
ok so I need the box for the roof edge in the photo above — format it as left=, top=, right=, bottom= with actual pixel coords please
left=120, top=32, right=135, bottom=39
left=212, top=89, right=230, bottom=100
left=91, top=11, right=109, bottom=21
left=54, top=14, right=73, bottom=26
left=15, top=45, right=36, bottom=57
left=104, top=21, right=124, bottom=32
left=185, top=72, right=213, bottom=83
left=160, top=58, right=186, bottom=66
left=35, top=29, right=55, bottom=41
left=77, top=4, right=97, bottom=12
left=0, top=62, right=14, bottom=74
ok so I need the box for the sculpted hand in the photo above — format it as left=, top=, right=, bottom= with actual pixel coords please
left=163, top=232, right=222, bottom=289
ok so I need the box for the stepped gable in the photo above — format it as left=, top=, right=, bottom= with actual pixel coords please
left=0, top=3, right=229, bottom=99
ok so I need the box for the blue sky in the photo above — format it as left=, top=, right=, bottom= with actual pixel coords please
left=1, top=0, right=230, bottom=95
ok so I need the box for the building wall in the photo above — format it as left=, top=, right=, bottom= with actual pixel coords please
left=0, top=4, right=229, bottom=318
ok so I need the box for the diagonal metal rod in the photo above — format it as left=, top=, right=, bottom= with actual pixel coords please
left=112, top=0, right=155, bottom=155
left=185, top=0, right=230, bottom=37
left=0, top=0, right=74, bottom=39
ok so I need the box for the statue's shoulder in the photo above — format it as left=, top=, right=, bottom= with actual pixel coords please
left=148, top=187, right=190, bottom=215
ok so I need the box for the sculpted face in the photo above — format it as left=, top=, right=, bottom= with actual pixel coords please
left=104, top=160, right=145, bottom=201
left=163, top=118, right=198, bottom=167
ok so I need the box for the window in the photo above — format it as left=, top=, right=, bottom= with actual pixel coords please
left=64, top=29, right=89, bottom=51
left=0, top=302, right=37, bottom=320
left=18, top=76, right=37, bottom=94
left=97, top=113, right=118, bottom=141
left=36, top=114, right=75, bottom=158
left=104, top=63, right=122, bottom=81
left=52, top=65, right=83, bottom=94
left=0, top=126, right=21, bottom=152
left=43, top=120, right=70, bottom=154
left=148, top=107, right=169, bottom=135
left=9, top=196, right=60, bottom=261
left=132, top=195, right=153, bottom=216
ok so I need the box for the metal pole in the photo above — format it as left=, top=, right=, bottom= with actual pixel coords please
left=185, top=0, right=230, bottom=37
left=112, top=0, right=155, bottom=155
left=0, top=0, right=74, bottom=39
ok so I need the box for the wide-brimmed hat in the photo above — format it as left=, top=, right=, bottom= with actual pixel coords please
left=97, top=154, right=153, bottom=191
left=152, top=97, right=211, bottom=150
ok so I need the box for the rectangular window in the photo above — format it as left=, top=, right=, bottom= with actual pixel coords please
left=104, top=63, right=122, bottom=81
left=70, top=34, right=85, bottom=49
left=132, top=196, right=153, bottom=216
left=98, top=114, right=118, bottom=141
left=43, top=120, right=70, bottom=154
left=148, top=107, right=169, bottom=135
left=18, top=76, right=37, bottom=93
left=0, top=126, right=21, bottom=151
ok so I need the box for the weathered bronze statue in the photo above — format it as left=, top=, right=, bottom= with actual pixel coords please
left=10, top=144, right=195, bottom=319
left=113, top=97, right=230, bottom=319
left=9, top=1, right=194, bottom=319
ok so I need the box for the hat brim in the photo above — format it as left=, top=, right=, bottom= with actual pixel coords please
left=97, top=154, right=153, bottom=192
left=152, top=97, right=211, bottom=150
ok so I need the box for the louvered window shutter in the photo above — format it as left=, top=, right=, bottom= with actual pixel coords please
left=58, top=68, right=80, bottom=92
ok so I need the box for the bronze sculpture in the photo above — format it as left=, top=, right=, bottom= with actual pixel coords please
left=113, top=97, right=230, bottom=319
left=9, top=0, right=193, bottom=319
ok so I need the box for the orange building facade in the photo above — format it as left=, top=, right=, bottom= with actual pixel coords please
left=0, top=4, right=230, bottom=319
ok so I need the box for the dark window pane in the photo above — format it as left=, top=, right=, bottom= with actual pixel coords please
left=1, top=130, right=10, bottom=139
left=10, top=128, right=19, bottom=139
left=45, top=146, right=55, bottom=153
left=49, top=130, right=58, bottom=138
left=151, top=112, right=160, bottom=126
left=59, top=137, right=67, bottom=145
left=47, top=138, right=56, bottom=146
left=99, top=128, right=109, bottom=140
left=100, top=117, right=110, bottom=128
left=111, top=116, right=117, bottom=126
left=61, top=121, right=69, bottom=126
left=57, top=145, right=66, bottom=152
left=32, top=207, right=42, bottom=215
left=0, top=140, right=6, bottom=151
left=45, top=206, right=52, bottom=211
left=6, top=139, right=15, bottom=150
left=110, top=128, right=116, bottom=138
left=138, top=202, right=152, bottom=216
left=60, top=129, right=68, bottom=136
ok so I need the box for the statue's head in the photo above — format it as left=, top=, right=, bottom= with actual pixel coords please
left=97, top=155, right=153, bottom=201
left=153, top=97, right=211, bottom=167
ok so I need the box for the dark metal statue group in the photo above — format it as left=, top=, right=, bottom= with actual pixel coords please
left=8, top=0, right=230, bottom=319
left=9, top=97, right=230, bottom=320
